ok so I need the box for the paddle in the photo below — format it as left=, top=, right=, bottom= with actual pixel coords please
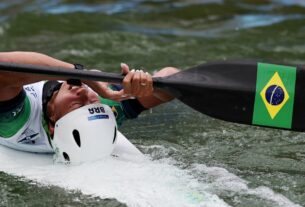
left=0, top=61, right=304, bottom=131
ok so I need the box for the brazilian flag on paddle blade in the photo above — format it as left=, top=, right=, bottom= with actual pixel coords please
left=252, top=63, right=296, bottom=129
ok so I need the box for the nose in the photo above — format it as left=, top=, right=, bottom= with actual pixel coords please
left=76, top=87, right=90, bottom=103
left=76, top=86, right=87, bottom=96
left=76, top=86, right=97, bottom=104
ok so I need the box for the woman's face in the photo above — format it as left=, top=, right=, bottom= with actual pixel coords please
left=48, top=82, right=100, bottom=123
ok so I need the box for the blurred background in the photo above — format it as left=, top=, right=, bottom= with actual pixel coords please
left=0, top=1, right=305, bottom=207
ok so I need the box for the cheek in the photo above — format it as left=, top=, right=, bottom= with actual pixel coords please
left=52, top=94, right=73, bottom=117
left=56, top=92, right=74, bottom=104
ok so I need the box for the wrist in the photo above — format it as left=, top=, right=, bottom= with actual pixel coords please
left=74, top=63, right=84, bottom=70
left=66, top=63, right=85, bottom=86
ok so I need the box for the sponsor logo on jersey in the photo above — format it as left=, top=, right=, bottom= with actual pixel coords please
left=18, top=128, right=39, bottom=144
left=24, top=85, right=38, bottom=98
left=11, top=105, right=23, bottom=117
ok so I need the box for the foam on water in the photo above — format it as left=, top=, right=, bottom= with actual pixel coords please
left=0, top=136, right=299, bottom=206
left=0, top=144, right=228, bottom=207
left=142, top=144, right=301, bottom=207
left=190, top=164, right=301, bottom=207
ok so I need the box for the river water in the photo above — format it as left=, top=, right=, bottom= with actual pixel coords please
left=0, top=0, right=305, bottom=206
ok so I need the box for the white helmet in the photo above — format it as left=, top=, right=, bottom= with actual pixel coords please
left=51, top=103, right=117, bottom=163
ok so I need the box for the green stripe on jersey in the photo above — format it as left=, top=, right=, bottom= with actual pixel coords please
left=0, top=96, right=31, bottom=138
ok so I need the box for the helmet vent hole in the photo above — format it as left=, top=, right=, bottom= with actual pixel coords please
left=72, top=129, right=81, bottom=147
left=113, top=127, right=117, bottom=144
left=63, top=152, right=70, bottom=162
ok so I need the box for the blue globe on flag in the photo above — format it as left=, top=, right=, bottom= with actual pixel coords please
left=265, top=85, right=285, bottom=106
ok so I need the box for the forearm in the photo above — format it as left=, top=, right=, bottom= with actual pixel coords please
left=0, top=51, right=74, bottom=101
left=0, top=51, right=73, bottom=68
left=0, top=51, right=74, bottom=86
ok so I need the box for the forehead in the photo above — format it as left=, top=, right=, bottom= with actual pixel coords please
left=54, top=81, right=65, bottom=94
left=49, top=81, right=67, bottom=100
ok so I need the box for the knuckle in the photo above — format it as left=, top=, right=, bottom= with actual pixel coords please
left=123, top=79, right=129, bottom=85
left=133, top=76, right=140, bottom=81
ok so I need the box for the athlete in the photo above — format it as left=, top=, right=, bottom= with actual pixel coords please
left=0, top=51, right=178, bottom=158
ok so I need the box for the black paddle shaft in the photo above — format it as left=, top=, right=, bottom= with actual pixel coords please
left=1, top=61, right=305, bottom=131
left=0, top=62, right=125, bottom=83
left=154, top=61, right=258, bottom=125
left=155, top=61, right=305, bottom=131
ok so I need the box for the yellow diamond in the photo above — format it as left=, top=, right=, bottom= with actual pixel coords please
left=260, top=72, right=289, bottom=119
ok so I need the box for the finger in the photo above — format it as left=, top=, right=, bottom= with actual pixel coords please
left=144, top=72, right=154, bottom=97
left=102, top=89, right=135, bottom=101
left=102, top=88, right=124, bottom=99
left=131, top=70, right=141, bottom=96
left=138, top=70, right=147, bottom=97
left=120, top=63, right=130, bottom=75
left=122, top=69, right=135, bottom=95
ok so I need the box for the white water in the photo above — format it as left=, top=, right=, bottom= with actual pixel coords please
left=143, top=144, right=301, bottom=207
left=0, top=135, right=228, bottom=207
left=0, top=134, right=300, bottom=207
left=190, top=164, right=301, bottom=207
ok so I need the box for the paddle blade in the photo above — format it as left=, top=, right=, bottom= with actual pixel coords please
left=154, top=61, right=305, bottom=131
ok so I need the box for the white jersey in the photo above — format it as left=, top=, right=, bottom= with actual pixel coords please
left=0, top=81, right=53, bottom=153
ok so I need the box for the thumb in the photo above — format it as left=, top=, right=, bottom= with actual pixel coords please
left=120, top=63, right=130, bottom=75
